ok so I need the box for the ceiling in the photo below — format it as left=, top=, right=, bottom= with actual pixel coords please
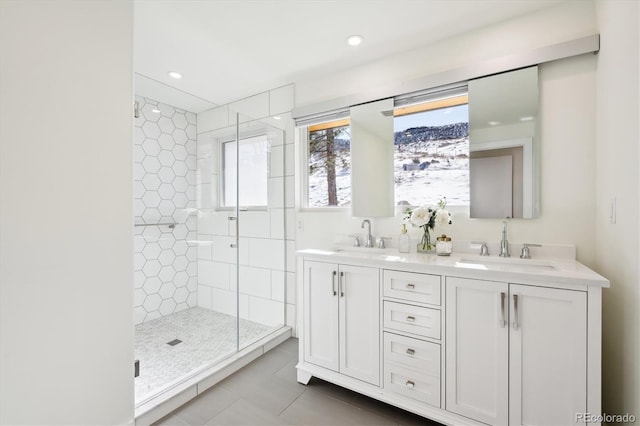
left=134, top=0, right=566, bottom=113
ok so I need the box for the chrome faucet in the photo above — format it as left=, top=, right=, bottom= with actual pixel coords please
left=361, top=219, right=374, bottom=248
left=499, top=221, right=510, bottom=257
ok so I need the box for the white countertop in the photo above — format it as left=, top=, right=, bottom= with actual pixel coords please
left=297, top=246, right=610, bottom=289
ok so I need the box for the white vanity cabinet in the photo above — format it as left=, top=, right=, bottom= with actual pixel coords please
left=302, top=260, right=380, bottom=386
left=297, top=249, right=606, bottom=426
left=446, top=276, right=588, bottom=426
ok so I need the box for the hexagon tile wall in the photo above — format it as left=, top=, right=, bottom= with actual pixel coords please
left=133, top=96, right=198, bottom=325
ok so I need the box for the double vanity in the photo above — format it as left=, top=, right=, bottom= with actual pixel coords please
left=295, top=245, right=608, bottom=426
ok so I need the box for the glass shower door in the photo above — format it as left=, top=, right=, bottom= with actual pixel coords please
left=198, top=105, right=240, bottom=356
left=234, top=117, right=286, bottom=350
left=197, top=107, right=286, bottom=356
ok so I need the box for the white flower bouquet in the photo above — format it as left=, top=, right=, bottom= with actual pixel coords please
left=404, top=198, right=452, bottom=252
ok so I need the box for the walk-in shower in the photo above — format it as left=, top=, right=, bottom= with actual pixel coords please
left=133, top=96, right=287, bottom=409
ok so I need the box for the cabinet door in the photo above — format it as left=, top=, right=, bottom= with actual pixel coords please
left=303, top=260, right=339, bottom=371
left=339, top=264, right=380, bottom=386
left=446, top=277, right=509, bottom=425
left=509, top=284, right=587, bottom=426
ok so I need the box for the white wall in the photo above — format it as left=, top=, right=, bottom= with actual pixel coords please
left=0, top=1, right=134, bottom=424
left=295, top=1, right=596, bottom=109
left=595, top=0, right=640, bottom=418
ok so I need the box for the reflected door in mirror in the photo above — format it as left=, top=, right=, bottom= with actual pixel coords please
left=469, top=66, right=539, bottom=218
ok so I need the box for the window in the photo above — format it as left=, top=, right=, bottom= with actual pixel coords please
left=393, top=95, right=469, bottom=206
left=222, top=135, right=268, bottom=207
left=307, top=119, right=351, bottom=207
left=299, top=88, right=469, bottom=210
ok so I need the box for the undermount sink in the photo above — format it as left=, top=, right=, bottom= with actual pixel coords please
left=455, top=256, right=557, bottom=271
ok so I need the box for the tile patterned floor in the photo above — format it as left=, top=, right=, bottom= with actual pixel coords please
left=154, top=338, right=443, bottom=426
left=135, top=307, right=276, bottom=404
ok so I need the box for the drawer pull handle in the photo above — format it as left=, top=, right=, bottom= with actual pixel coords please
left=406, top=348, right=415, bottom=355
left=405, top=380, right=415, bottom=389
left=406, top=283, right=415, bottom=289
left=406, top=316, right=415, bottom=323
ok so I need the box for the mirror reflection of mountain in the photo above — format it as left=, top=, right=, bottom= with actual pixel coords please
left=395, top=122, right=468, bottom=144
left=324, top=122, right=469, bottom=150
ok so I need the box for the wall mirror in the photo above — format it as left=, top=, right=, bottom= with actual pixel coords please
left=350, top=98, right=395, bottom=217
left=347, top=66, right=539, bottom=219
left=468, top=66, right=539, bottom=218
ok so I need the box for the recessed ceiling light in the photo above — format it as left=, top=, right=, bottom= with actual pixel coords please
left=347, top=35, right=363, bottom=46
left=520, top=116, right=535, bottom=121
left=168, top=71, right=182, bottom=79
left=488, top=121, right=501, bottom=126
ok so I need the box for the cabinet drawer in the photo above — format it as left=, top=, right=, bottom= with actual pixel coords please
left=383, top=270, right=441, bottom=305
left=384, top=362, right=440, bottom=407
left=383, top=301, right=441, bottom=339
left=383, top=332, right=440, bottom=375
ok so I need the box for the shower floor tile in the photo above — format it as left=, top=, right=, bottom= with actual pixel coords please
left=135, top=307, right=275, bottom=405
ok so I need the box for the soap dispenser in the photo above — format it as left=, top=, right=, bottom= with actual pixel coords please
left=398, top=224, right=410, bottom=253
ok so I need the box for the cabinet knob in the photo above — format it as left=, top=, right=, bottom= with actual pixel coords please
left=406, top=316, right=415, bottom=323
left=405, top=380, right=415, bottom=389
left=406, top=348, right=415, bottom=356
left=406, top=283, right=415, bottom=289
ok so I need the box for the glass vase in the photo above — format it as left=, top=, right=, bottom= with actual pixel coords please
left=416, top=228, right=435, bottom=253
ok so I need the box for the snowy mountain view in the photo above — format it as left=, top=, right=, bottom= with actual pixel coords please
left=394, top=122, right=469, bottom=206
left=308, top=122, right=469, bottom=208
